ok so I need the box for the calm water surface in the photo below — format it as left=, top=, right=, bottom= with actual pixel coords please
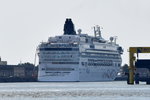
left=0, top=81, right=150, bottom=100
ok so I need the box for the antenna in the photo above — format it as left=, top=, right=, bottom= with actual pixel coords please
left=19, top=59, right=22, bottom=64
left=34, top=52, right=37, bottom=66
left=114, top=36, right=117, bottom=44
left=32, top=47, right=38, bottom=78
left=93, top=25, right=102, bottom=38
left=34, top=47, right=38, bottom=66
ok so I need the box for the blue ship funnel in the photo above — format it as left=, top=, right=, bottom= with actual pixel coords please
left=63, top=18, right=76, bottom=35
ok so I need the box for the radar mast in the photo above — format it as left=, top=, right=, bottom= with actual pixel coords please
left=94, top=25, right=102, bottom=38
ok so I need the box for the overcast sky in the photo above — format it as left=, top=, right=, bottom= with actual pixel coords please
left=0, top=0, right=150, bottom=65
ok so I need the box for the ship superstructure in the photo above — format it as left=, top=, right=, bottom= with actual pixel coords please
left=38, top=19, right=123, bottom=81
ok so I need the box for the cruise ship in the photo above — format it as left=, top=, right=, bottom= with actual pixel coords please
left=37, top=19, right=123, bottom=82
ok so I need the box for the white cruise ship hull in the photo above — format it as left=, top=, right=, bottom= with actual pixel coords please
left=38, top=64, right=79, bottom=82
left=79, top=66, right=119, bottom=81
left=38, top=64, right=120, bottom=82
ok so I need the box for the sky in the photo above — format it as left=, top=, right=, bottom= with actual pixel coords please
left=0, top=0, right=150, bottom=65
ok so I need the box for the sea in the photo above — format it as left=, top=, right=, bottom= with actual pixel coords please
left=0, top=81, right=149, bottom=100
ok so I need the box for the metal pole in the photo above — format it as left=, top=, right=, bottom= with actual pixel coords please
left=128, top=50, right=135, bottom=84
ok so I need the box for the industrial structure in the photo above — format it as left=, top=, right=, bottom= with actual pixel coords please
left=128, top=47, right=150, bottom=84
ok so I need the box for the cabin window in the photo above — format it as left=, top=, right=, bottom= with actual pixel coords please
left=82, top=62, right=84, bottom=66
left=42, top=68, right=45, bottom=70
left=85, top=38, right=88, bottom=43
left=59, top=37, right=62, bottom=39
left=90, top=45, right=95, bottom=48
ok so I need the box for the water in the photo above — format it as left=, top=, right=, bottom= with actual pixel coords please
left=0, top=81, right=150, bottom=100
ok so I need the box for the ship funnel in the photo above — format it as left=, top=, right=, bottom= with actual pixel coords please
left=64, top=18, right=76, bottom=35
